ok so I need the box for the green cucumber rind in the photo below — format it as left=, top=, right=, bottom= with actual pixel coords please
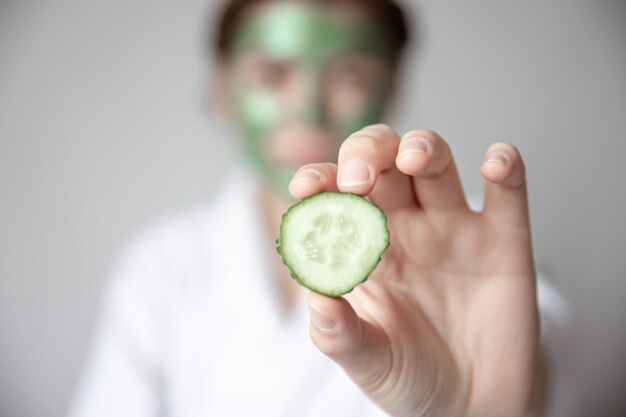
left=276, top=192, right=390, bottom=297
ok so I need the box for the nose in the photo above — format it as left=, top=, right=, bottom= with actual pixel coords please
left=291, top=72, right=326, bottom=127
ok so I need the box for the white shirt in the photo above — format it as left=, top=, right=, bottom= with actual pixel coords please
left=68, top=167, right=577, bottom=417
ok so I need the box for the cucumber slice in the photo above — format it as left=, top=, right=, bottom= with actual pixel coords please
left=277, top=192, right=389, bottom=297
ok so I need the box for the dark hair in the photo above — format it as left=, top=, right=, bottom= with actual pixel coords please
left=212, top=0, right=410, bottom=63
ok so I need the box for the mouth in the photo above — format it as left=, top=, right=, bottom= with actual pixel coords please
left=269, top=126, right=339, bottom=168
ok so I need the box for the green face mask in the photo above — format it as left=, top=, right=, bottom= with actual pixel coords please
left=227, top=3, right=391, bottom=193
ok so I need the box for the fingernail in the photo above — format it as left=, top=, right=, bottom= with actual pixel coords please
left=485, top=152, right=508, bottom=165
left=308, top=303, right=336, bottom=331
left=291, top=168, right=321, bottom=184
left=339, top=159, right=371, bottom=187
left=399, top=137, right=428, bottom=156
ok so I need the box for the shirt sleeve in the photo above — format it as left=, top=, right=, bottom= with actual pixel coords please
left=67, top=240, right=170, bottom=417
left=537, top=276, right=580, bottom=417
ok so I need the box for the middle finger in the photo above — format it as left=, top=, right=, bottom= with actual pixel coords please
left=395, top=129, right=467, bottom=213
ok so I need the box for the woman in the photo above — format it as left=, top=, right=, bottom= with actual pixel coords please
left=70, top=1, right=568, bottom=416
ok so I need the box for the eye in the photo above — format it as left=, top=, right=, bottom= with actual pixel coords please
left=329, top=63, right=367, bottom=89
left=256, top=61, right=290, bottom=88
left=327, top=55, right=388, bottom=92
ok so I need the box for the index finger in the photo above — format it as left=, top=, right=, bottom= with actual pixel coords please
left=337, top=124, right=416, bottom=211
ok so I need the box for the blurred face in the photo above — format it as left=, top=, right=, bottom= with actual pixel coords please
left=223, top=2, right=395, bottom=192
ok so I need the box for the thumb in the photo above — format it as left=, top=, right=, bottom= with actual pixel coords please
left=306, top=291, right=392, bottom=392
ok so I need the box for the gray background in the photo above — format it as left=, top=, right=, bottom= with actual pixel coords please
left=1, top=0, right=625, bottom=416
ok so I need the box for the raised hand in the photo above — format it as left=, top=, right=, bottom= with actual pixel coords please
left=288, top=125, right=540, bottom=417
